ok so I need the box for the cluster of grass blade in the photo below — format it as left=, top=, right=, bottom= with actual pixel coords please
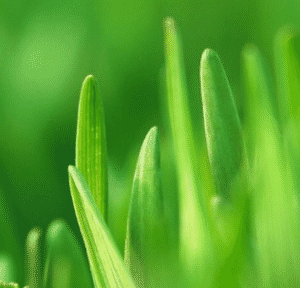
left=2, top=17, right=300, bottom=288
left=66, top=18, right=300, bottom=288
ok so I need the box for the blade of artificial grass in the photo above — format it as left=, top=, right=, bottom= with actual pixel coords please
left=253, top=116, right=300, bottom=287
left=275, top=27, right=300, bottom=124
left=164, top=18, right=214, bottom=287
left=68, top=166, right=136, bottom=288
left=76, top=75, right=108, bottom=220
left=124, top=127, right=169, bottom=287
left=200, top=48, right=247, bottom=202
left=25, top=227, right=42, bottom=288
left=43, top=219, right=93, bottom=288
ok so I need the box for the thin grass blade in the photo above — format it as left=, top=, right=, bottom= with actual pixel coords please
left=242, top=44, right=278, bottom=158
left=25, top=227, right=42, bottom=288
left=164, top=18, right=214, bottom=287
left=0, top=253, right=16, bottom=283
left=68, top=166, right=136, bottom=288
left=275, top=27, right=300, bottom=124
left=43, top=219, right=93, bottom=288
left=76, top=75, right=108, bottom=220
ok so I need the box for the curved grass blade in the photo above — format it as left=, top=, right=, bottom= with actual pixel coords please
left=164, top=18, right=214, bottom=286
left=25, top=227, right=42, bottom=288
left=76, top=75, right=108, bottom=220
left=200, top=48, right=248, bottom=202
left=68, top=166, right=136, bottom=288
left=275, top=27, right=300, bottom=124
left=124, top=127, right=169, bottom=287
left=43, top=219, right=93, bottom=288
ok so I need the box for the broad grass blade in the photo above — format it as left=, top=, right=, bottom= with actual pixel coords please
left=124, top=127, right=171, bottom=287
left=200, top=49, right=250, bottom=286
left=68, top=166, right=136, bottom=288
left=200, top=48, right=247, bottom=202
left=43, top=219, right=93, bottom=288
left=76, top=75, right=108, bottom=220
left=164, top=18, right=214, bottom=287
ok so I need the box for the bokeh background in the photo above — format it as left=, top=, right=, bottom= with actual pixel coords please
left=1, top=0, right=300, bottom=283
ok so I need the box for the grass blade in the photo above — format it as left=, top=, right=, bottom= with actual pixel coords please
left=200, top=49, right=250, bottom=286
left=0, top=253, right=16, bottom=283
left=25, top=227, right=42, bottom=288
left=200, top=48, right=247, bottom=202
left=68, top=166, right=136, bottom=288
left=242, top=44, right=278, bottom=159
left=164, top=18, right=213, bottom=286
left=76, top=75, right=108, bottom=220
left=43, top=219, right=93, bottom=288
left=253, top=116, right=300, bottom=287
left=0, top=282, right=19, bottom=288
left=124, top=127, right=169, bottom=287
left=275, top=27, right=300, bottom=124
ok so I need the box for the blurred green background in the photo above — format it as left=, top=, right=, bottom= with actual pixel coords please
left=1, top=0, right=300, bottom=282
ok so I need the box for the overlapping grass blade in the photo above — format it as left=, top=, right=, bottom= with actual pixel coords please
left=253, top=116, right=300, bottom=287
left=124, top=127, right=169, bottom=287
left=76, top=75, right=108, bottom=220
left=164, top=17, right=213, bottom=286
left=68, top=166, right=136, bottom=288
left=25, top=227, right=42, bottom=288
left=200, top=49, right=250, bottom=286
left=43, top=219, right=93, bottom=288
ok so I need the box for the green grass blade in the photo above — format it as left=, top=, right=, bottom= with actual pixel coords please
left=200, top=48, right=247, bottom=202
left=25, top=227, right=42, bottom=288
left=124, top=127, right=169, bottom=287
left=242, top=45, right=278, bottom=158
left=275, top=27, right=300, bottom=124
left=0, top=282, right=19, bottom=288
left=43, top=219, right=93, bottom=288
left=253, top=116, right=300, bottom=287
left=200, top=49, right=250, bottom=287
left=164, top=18, right=213, bottom=286
left=76, top=75, right=108, bottom=220
left=68, top=166, right=136, bottom=288
left=0, top=253, right=16, bottom=283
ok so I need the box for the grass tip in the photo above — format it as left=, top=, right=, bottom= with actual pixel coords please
left=164, top=17, right=175, bottom=29
left=201, top=48, right=220, bottom=68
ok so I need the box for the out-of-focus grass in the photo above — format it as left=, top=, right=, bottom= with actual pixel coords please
left=2, top=1, right=300, bottom=287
